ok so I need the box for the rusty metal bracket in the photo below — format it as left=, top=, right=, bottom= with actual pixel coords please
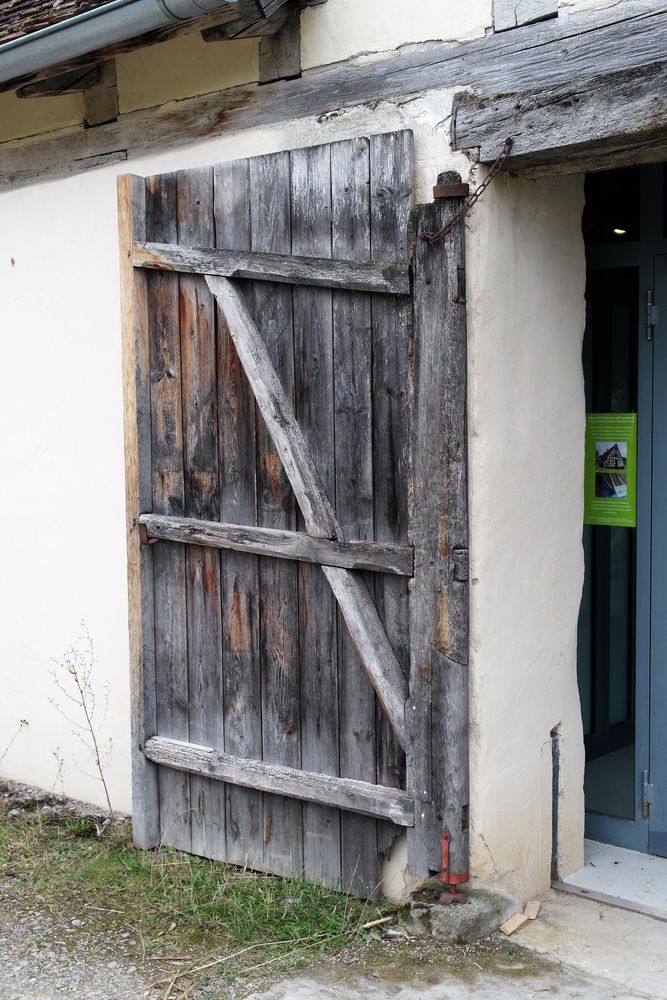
left=433, top=181, right=470, bottom=199
left=438, top=827, right=469, bottom=905
left=138, top=520, right=158, bottom=545
left=422, top=137, right=513, bottom=246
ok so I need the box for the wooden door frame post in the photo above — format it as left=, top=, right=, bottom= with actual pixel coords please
left=407, top=174, right=470, bottom=880
left=118, top=174, right=160, bottom=848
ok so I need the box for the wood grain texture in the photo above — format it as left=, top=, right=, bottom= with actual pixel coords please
left=258, top=6, right=301, bottom=83
left=249, top=151, right=303, bottom=879
left=127, top=132, right=421, bottom=895
left=177, top=166, right=226, bottom=861
left=146, top=172, right=192, bottom=853
left=214, top=156, right=263, bottom=871
left=5, top=3, right=667, bottom=188
left=132, top=242, right=410, bottom=295
left=370, top=130, right=413, bottom=858
left=407, top=186, right=469, bottom=879
left=145, top=737, right=415, bottom=826
left=138, top=514, right=414, bottom=575
left=117, top=173, right=160, bottom=849
left=290, top=142, right=340, bottom=887
left=493, top=0, right=557, bottom=32
left=206, top=276, right=409, bottom=747
left=331, top=136, right=379, bottom=896
left=453, top=60, right=667, bottom=173
left=206, top=276, right=340, bottom=541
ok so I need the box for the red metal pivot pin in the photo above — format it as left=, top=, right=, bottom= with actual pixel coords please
left=438, top=827, right=469, bottom=905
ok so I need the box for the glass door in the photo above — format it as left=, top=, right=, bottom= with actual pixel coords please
left=650, top=251, right=667, bottom=856
left=578, top=165, right=657, bottom=852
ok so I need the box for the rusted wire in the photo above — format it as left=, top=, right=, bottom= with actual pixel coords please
left=421, top=137, right=514, bottom=246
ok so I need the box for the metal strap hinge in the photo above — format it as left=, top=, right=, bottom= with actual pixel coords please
left=642, top=770, right=655, bottom=818
left=647, top=291, right=659, bottom=341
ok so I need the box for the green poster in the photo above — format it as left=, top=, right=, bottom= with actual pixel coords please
left=584, top=413, right=637, bottom=527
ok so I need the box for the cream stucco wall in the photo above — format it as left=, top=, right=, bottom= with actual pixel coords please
left=466, top=173, right=587, bottom=899
left=0, top=89, right=83, bottom=143
left=0, top=0, right=590, bottom=900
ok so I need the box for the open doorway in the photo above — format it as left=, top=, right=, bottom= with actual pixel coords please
left=572, top=163, right=667, bottom=910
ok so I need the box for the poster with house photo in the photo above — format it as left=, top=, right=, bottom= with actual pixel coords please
left=584, top=414, right=637, bottom=527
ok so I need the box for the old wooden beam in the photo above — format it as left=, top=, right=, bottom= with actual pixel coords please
left=202, top=9, right=288, bottom=41
left=259, top=5, right=301, bottom=83
left=407, top=176, right=469, bottom=879
left=207, top=275, right=408, bottom=747
left=453, top=60, right=667, bottom=175
left=144, top=735, right=415, bottom=825
left=493, top=0, right=557, bottom=33
left=16, top=58, right=118, bottom=126
left=132, top=241, right=410, bottom=294
left=117, top=174, right=160, bottom=849
left=138, top=513, right=414, bottom=575
left=16, top=63, right=102, bottom=98
left=4, top=2, right=666, bottom=189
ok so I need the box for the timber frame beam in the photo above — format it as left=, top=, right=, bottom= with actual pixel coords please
left=452, top=59, right=667, bottom=177
left=4, top=2, right=667, bottom=190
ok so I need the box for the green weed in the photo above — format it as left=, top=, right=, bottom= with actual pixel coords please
left=0, top=794, right=393, bottom=993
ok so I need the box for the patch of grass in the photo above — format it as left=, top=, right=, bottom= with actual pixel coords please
left=0, top=792, right=394, bottom=994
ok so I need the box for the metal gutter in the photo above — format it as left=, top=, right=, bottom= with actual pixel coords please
left=0, top=0, right=243, bottom=86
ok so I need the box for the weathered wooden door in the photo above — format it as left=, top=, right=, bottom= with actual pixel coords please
left=119, top=131, right=469, bottom=896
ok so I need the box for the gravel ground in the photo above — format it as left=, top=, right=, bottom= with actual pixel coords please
left=0, top=895, right=151, bottom=1000
left=0, top=782, right=152, bottom=1000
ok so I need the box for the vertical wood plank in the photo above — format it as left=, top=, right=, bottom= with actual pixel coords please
left=331, top=137, right=380, bottom=896
left=291, top=143, right=341, bottom=889
left=146, top=172, right=191, bottom=852
left=407, top=180, right=469, bottom=878
left=118, top=173, right=160, bottom=848
left=215, top=157, right=264, bottom=870
left=177, top=166, right=226, bottom=861
left=370, top=131, right=414, bottom=857
left=250, top=151, right=304, bottom=878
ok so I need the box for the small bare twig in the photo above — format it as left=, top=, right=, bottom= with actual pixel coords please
left=360, top=915, right=394, bottom=930
left=50, top=623, right=114, bottom=818
left=0, top=719, right=29, bottom=768
left=50, top=747, right=65, bottom=797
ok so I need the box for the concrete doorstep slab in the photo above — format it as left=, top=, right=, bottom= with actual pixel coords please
left=516, top=888, right=667, bottom=999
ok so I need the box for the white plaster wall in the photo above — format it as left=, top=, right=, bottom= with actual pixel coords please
left=301, top=0, right=491, bottom=69
left=0, top=86, right=587, bottom=898
left=466, top=172, right=587, bottom=900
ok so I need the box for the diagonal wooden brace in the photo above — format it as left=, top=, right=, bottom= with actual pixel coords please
left=207, top=275, right=407, bottom=748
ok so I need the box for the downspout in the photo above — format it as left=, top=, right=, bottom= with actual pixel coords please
left=0, top=0, right=243, bottom=86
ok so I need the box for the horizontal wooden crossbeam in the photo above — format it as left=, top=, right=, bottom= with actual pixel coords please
left=132, top=242, right=410, bottom=295
left=138, top=513, right=414, bottom=575
left=144, top=736, right=415, bottom=826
